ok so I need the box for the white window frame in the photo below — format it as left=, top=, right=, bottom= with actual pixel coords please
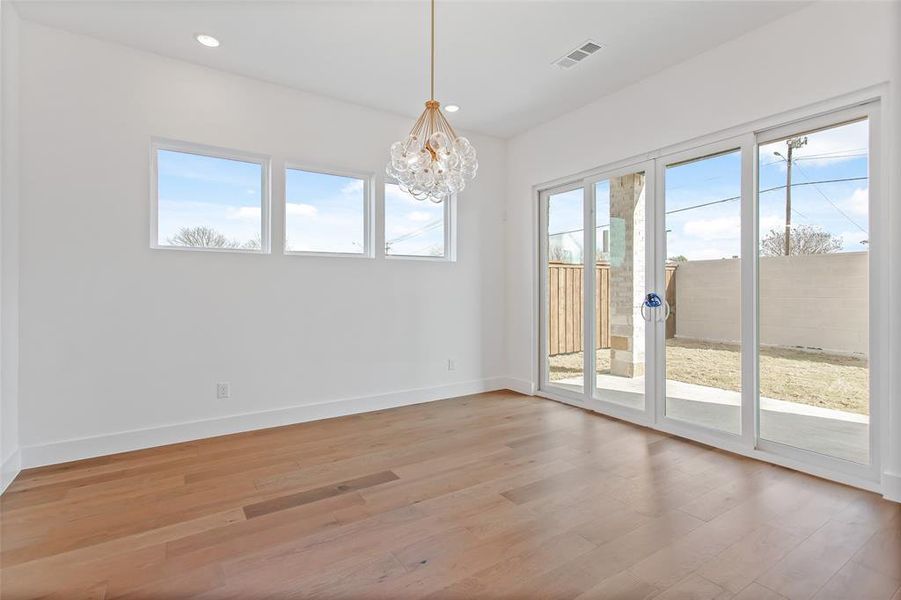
left=283, top=163, right=374, bottom=258
left=383, top=179, right=456, bottom=262
left=150, top=138, right=271, bottom=254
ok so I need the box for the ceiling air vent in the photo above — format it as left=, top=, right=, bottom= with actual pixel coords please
left=554, top=40, right=605, bottom=69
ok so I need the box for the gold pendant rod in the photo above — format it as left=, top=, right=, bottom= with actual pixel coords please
left=430, top=0, right=435, bottom=101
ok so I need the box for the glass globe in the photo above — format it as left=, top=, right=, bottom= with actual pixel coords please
left=452, top=136, right=471, bottom=154
left=428, top=131, right=449, bottom=153
left=404, top=135, right=420, bottom=153
left=415, top=168, right=435, bottom=187
left=447, top=172, right=464, bottom=192
left=390, top=141, right=406, bottom=160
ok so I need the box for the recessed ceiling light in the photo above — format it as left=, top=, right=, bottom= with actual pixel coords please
left=195, top=33, right=220, bottom=48
left=445, top=104, right=460, bottom=113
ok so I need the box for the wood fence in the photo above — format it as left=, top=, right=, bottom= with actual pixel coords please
left=548, top=262, right=676, bottom=356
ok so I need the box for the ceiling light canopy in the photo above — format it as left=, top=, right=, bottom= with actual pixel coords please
left=194, top=33, right=220, bottom=48
left=385, top=0, right=477, bottom=204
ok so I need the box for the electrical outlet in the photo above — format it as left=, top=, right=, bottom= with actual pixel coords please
left=216, top=382, right=230, bottom=400
left=447, top=359, right=456, bottom=371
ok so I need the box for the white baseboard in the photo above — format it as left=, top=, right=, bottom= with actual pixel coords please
left=500, top=377, right=536, bottom=396
left=1, top=449, right=21, bottom=494
left=19, top=377, right=511, bottom=470
left=883, top=471, right=901, bottom=503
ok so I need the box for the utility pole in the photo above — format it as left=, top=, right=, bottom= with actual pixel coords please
left=774, top=136, right=807, bottom=255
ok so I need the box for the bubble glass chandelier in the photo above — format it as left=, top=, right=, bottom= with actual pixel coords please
left=386, top=0, right=478, bottom=203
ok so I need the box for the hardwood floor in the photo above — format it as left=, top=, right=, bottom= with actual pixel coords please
left=1, top=391, right=898, bottom=599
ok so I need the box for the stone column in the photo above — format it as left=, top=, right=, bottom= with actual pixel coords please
left=608, top=173, right=645, bottom=378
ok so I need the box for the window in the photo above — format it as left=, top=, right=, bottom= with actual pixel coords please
left=285, top=167, right=370, bottom=256
left=152, top=141, right=268, bottom=252
left=384, top=182, right=451, bottom=258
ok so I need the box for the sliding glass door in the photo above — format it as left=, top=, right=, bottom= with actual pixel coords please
left=540, top=185, right=585, bottom=396
left=659, top=147, right=744, bottom=436
left=538, top=101, right=879, bottom=485
left=756, top=114, right=873, bottom=467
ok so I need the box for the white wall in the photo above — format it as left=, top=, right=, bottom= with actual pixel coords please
left=504, top=1, right=898, bottom=496
left=1, top=2, right=22, bottom=491
left=13, top=21, right=507, bottom=466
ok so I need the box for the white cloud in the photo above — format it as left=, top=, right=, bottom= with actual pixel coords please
left=406, top=211, right=432, bottom=223
left=759, top=213, right=785, bottom=234
left=286, top=203, right=318, bottom=217
left=843, top=188, right=868, bottom=217
left=683, top=217, right=740, bottom=240
left=690, top=245, right=738, bottom=260
left=226, top=206, right=262, bottom=221
left=341, top=179, right=364, bottom=196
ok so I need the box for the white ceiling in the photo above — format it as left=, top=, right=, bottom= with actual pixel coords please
left=13, top=1, right=810, bottom=138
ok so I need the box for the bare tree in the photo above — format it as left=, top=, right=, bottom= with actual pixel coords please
left=548, top=245, right=573, bottom=263
left=760, top=225, right=842, bottom=257
left=167, top=226, right=259, bottom=250
left=242, top=233, right=262, bottom=250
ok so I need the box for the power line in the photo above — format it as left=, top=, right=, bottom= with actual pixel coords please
left=386, top=218, right=443, bottom=245
left=759, top=150, right=866, bottom=168
left=548, top=175, right=868, bottom=238
left=667, top=176, right=867, bottom=213
left=789, top=162, right=868, bottom=234
left=794, top=152, right=866, bottom=161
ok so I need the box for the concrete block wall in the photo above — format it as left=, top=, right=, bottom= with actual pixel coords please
left=675, top=252, right=868, bottom=355
left=608, top=173, right=646, bottom=376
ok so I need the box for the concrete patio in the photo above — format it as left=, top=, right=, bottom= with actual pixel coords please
left=554, top=374, right=869, bottom=464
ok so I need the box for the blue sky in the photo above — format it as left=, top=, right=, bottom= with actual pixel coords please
left=547, top=119, right=868, bottom=263
left=157, top=150, right=262, bottom=246
left=285, top=169, right=364, bottom=254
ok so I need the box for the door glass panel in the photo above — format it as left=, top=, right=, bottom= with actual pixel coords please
left=594, top=172, right=647, bottom=409
left=757, top=119, right=869, bottom=463
left=663, top=150, right=742, bottom=434
left=546, top=188, right=585, bottom=393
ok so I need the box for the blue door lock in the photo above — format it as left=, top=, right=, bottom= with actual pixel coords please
left=643, top=293, right=663, bottom=308
left=640, top=292, right=670, bottom=322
